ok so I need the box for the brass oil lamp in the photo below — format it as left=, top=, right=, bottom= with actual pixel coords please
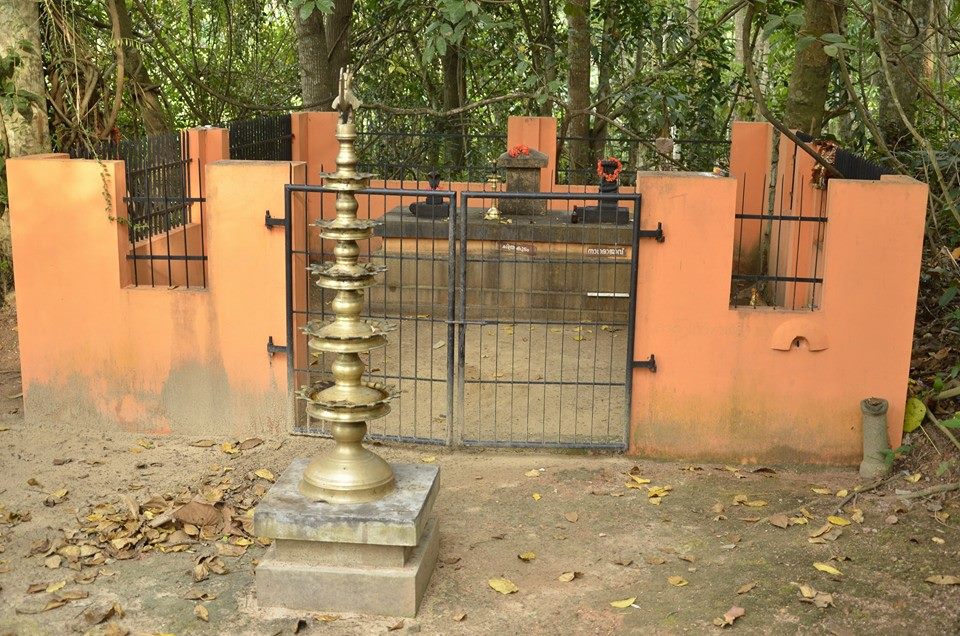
left=298, top=68, right=397, bottom=503
left=484, top=170, right=502, bottom=220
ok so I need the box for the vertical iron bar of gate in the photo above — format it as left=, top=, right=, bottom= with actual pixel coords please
left=624, top=195, right=642, bottom=448
left=446, top=194, right=457, bottom=445
left=456, top=191, right=468, bottom=446
left=284, top=184, right=295, bottom=397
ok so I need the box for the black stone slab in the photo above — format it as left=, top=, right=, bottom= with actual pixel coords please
left=376, top=205, right=633, bottom=245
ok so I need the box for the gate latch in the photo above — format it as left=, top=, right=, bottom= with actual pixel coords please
left=264, top=210, right=286, bottom=229
left=638, top=222, right=665, bottom=242
left=267, top=336, right=288, bottom=357
left=633, top=354, right=657, bottom=372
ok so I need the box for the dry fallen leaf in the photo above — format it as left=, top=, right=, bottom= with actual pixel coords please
left=254, top=468, right=275, bottom=482
left=44, top=555, right=62, bottom=569
left=925, top=575, right=960, bottom=585
left=809, top=524, right=832, bottom=538
left=813, top=562, right=843, bottom=576
left=811, top=487, right=832, bottom=495
left=488, top=578, right=518, bottom=594
left=190, top=439, right=215, bottom=448
left=835, top=489, right=849, bottom=498
left=316, top=614, right=340, bottom=622
left=610, top=597, right=636, bottom=608
left=46, top=580, right=66, bottom=593
left=564, top=512, right=579, bottom=523
left=645, top=555, right=667, bottom=565
left=83, top=602, right=124, bottom=625
left=768, top=514, right=790, bottom=529
left=220, top=442, right=239, bottom=455
left=827, top=516, right=851, bottom=527
left=532, top=493, right=541, bottom=501
left=524, top=469, right=540, bottom=477
left=713, top=606, right=745, bottom=627
left=453, top=612, right=467, bottom=622
left=850, top=509, right=864, bottom=524
left=194, top=603, right=209, bottom=622
left=518, top=551, right=536, bottom=562
left=558, top=571, right=582, bottom=582
left=387, top=619, right=404, bottom=631
left=238, top=437, right=263, bottom=450
left=668, top=575, right=689, bottom=587
left=736, top=581, right=757, bottom=595
left=906, top=472, right=922, bottom=483
left=420, top=456, right=436, bottom=464
left=744, top=500, right=767, bottom=508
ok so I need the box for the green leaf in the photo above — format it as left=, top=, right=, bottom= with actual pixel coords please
left=762, top=16, right=784, bottom=38
left=903, top=397, right=926, bottom=433
left=823, top=44, right=839, bottom=57
left=299, top=1, right=315, bottom=21
left=821, top=33, right=846, bottom=44
left=941, top=417, right=960, bottom=429
left=939, top=286, right=958, bottom=307
left=785, top=11, right=805, bottom=27
left=796, top=35, right=818, bottom=53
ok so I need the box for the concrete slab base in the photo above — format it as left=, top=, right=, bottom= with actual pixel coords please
left=256, top=517, right=439, bottom=617
left=253, top=458, right=441, bottom=617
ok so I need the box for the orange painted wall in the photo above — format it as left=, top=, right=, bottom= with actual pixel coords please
left=729, top=121, right=773, bottom=274
left=7, top=118, right=929, bottom=465
left=629, top=172, right=927, bottom=464
left=8, top=154, right=304, bottom=436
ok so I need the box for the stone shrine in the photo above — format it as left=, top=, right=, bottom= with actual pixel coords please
left=496, top=145, right=549, bottom=215
left=254, top=68, right=440, bottom=617
left=572, top=157, right=630, bottom=225
left=408, top=171, right=448, bottom=218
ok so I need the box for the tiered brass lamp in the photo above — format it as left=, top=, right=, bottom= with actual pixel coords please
left=298, top=68, right=397, bottom=504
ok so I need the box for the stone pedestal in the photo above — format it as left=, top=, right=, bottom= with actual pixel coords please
left=254, top=458, right=440, bottom=617
left=497, top=148, right=549, bottom=215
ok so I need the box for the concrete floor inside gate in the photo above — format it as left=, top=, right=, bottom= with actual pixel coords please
left=299, top=320, right=628, bottom=447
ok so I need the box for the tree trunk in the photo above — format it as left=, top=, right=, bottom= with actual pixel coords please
left=0, top=0, right=50, bottom=158
left=441, top=43, right=466, bottom=167
left=323, top=0, right=354, bottom=106
left=876, top=0, right=931, bottom=151
left=293, top=7, right=328, bottom=110
left=565, top=0, right=591, bottom=183
left=0, top=0, right=50, bottom=298
left=292, top=0, right=354, bottom=111
left=591, top=4, right=616, bottom=160
left=107, top=0, right=170, bottom=135
left=783, top=0, right=833, bottom=134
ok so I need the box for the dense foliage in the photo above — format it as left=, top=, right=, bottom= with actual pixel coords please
left=1, top=0, right=958, bottom=243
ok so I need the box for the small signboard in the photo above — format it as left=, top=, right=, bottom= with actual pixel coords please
left=585, top=245, right=627, bottom=258
left=499, top=242, right=537, bottom=256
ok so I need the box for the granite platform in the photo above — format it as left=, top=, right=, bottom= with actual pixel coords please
left=254, top=458, right=440, bottom=617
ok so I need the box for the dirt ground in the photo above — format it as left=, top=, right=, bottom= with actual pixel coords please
left=0, top=418, right=957, bottom=635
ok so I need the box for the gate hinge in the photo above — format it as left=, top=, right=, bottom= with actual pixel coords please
left=633, top=354, right=657, bottom=372
left=638, top=222, right=665, bottom=243
left=264, top=210, right=286, bottom=228
left=267, top=336, right=289, bottom=357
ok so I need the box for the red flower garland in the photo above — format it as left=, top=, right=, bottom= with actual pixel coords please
left=597, top=156, right=623, bottom=183
left=508, top=144, right=531, bottom=158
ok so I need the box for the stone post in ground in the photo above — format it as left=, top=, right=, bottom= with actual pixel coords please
left=253, top=68, right=440, bottom=617
left=859, top=397, right=892, bottom=479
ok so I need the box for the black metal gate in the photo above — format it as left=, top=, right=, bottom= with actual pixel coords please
left=281, top=183, right=656, bottom=450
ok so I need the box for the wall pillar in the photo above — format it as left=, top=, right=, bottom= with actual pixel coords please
left=507, top=116, right=558, bottom=192
left=729, top=122, right=773, bottom=274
